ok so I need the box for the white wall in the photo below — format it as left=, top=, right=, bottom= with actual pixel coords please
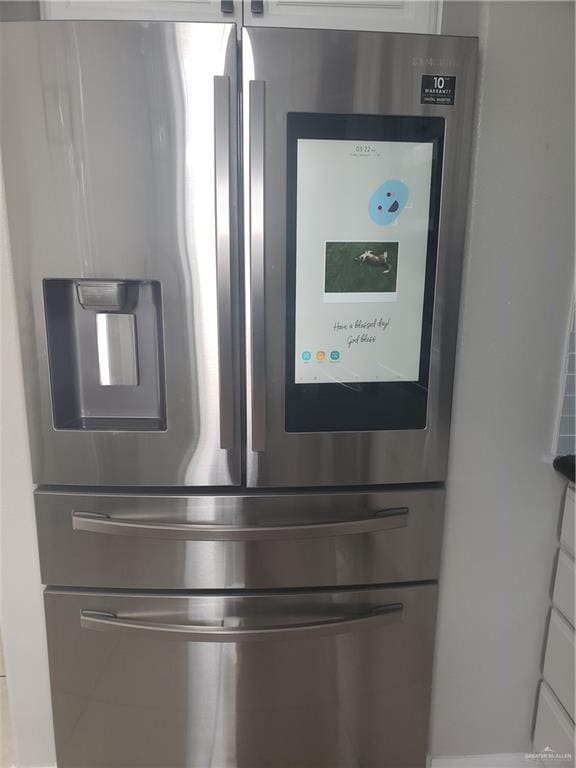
left=0, top=162, right=56, bottom=765
left=431, top=0, right=575, bottom=757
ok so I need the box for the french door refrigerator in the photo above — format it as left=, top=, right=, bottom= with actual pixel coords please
left=1, top=16, right=477, bottom=768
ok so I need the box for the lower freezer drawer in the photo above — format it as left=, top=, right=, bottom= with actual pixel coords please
left=45, top=584, right=437, bottom=768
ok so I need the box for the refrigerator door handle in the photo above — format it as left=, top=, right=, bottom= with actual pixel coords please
left=80, top=603, right=404, bottom=642
left=248, top=79, right=266, bottom=453
left=214, top=75, right=235, bottom=451
left=71, top=507, right=409, bottom=541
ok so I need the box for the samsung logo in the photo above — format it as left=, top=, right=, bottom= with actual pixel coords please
left=412, top=56, right=456, bottom=68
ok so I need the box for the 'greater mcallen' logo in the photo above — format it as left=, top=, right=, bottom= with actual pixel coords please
left=421, top=75, right=456, bottom=106
left=526, top=746, right=573, bottom=762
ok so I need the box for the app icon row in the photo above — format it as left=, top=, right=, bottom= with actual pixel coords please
left=301, top=350, right=340, bottom=362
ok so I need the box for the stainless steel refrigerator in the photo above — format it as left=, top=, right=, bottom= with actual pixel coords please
left=1, top=15, right=477, bottom=768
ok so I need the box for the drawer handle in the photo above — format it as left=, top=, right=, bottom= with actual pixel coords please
left=71, top=507, right=409, bottom=541
left=80, top=603, right=404, bottom=642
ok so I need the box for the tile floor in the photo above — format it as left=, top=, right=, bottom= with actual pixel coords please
left=0, top=632, right=15, bottom=768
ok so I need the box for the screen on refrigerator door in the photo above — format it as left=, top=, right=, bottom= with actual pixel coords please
left=295, top=138, right=433, bottom=385
left=285, top=114, right=444, bottom=433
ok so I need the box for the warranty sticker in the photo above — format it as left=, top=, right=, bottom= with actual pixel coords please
left=421, top=75, right=456, bottom=106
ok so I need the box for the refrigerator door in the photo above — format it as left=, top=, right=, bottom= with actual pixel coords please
left=45, top=585, right=437, bottom=768
left=0, top=21, right=241, bottom=486
left=35, top=487, right=444, bottom=588
left=243, top=27, right=477, bottom=487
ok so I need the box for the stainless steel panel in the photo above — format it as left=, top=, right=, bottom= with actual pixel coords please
left=243, top=27, right=477, bottom=487
left=79, top=601, right=404, bottom=641
left=45, top=585, right=438, bottom=768
left=248, top=78, right=267, bottom=452
left=213, top=74, right=235, bottom=451
left=70, top=506, right=410, bottom=539
left=96, top=313, right=139, bottom=386
left=36, top=488, right=444, bottom=588
left=0, top=21, right=241, bottom=485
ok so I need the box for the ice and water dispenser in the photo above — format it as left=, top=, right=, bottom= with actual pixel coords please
left=43, top=279, right=166, bottom=430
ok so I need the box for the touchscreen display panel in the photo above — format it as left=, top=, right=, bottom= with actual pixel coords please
left=294, top=139, right=434, bottom=385
left=285, top=113, right=444, bottom=433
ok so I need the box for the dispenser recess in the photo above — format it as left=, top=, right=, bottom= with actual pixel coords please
left=43, top=279, right=166, bottom=431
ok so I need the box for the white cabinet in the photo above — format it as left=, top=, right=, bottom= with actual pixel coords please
left=40, top=0, right=240, bottom=22
left=243, top=0, right=443, bottom=33
left=543, top=609, right=575, bottom=721
left=553, top=549, right=575, bottom=627
left=561, top=487, right=575, bottom=557
left=533, top=482, right=575, bottom=764
left=534, top=682, right=575, bottom=761
left=40, top=0, right=442, bottom=32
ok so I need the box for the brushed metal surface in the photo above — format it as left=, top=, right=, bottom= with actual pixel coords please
left=248, top=79, right=267, bottom=452
left=213, top=74, right=235, bottom=451
left=70, top=506, right=409, bottom=539
left=45, top=585, right=438, bottom=768
left=36, top=487, right=444, bottom=588
left=79, top=602, right=404, bottom=641
left=96, top=313, right=139, bottom=386
left=243, top=27, right=478, bottom=487
left=0, top=21, right=241, bottom=485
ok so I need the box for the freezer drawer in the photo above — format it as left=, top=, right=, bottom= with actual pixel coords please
left=36, top=488, right=444, bottom=589
left=45, top=585, right=437, bottom=768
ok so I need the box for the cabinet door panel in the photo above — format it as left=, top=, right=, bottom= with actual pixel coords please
left=243, top=0, right=442, bottom=34
left=41, top=1, right=241, bottom=22
left=543, top=609, right=575, bottom=721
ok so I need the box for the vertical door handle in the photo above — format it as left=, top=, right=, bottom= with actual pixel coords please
left=214, top=76, right=235, bottom=450
left=248, top=80, right=266, bottom=453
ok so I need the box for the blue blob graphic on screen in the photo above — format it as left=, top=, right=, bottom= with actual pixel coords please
left=369, top=180, right=409, bottom=225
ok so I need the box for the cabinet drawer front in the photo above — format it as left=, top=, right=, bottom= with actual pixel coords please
left=560, top=488, right=576, bottom=557
left=553, top=550, right=575, bottom=627
left=543, top=609, right=575, bottom=721
left=561, top=488, right=575, bottom=557
left=36, top=488, right=444, bottom=589
left=45, top=584, right=437, bottom=768
left=533, top=681, right=574, bottom=762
